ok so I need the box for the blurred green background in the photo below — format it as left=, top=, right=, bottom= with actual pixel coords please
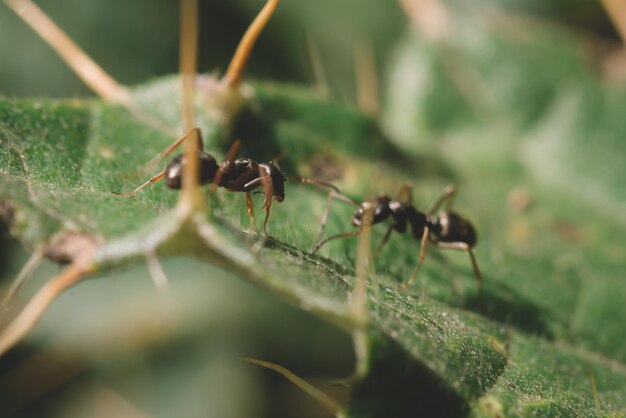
left=0, top=0, right=623, bottom=417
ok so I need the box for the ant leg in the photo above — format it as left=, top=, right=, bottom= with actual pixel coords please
left=223, top=139, right=242, bottom=164
left=137, top=128, right=204, bottom=177
left=312, top=231, right=362, bottom=254
left=372, top=226, right=394, bottom=258
left=396, top=181, right=414, bottom=204
left=314, top=190, right=358, bottom=246
left=161, top=127, right=203, bottom=157
left=435, top=241, right=483, bottom=289
left=284, top=176, right=355, bottom=243
left=428, top=184, right=457, bottom=215
left=316, top=191, right=338, bottom=245
left=400, top=227, right=430, bottom=289
left=259, top=168, right=274, bottom=237
left=112, top=170, right=166, bottom=196
left=245, top=192, right=258, bottom=232
left=242, top=175, right=271, bottom=190
left=213, top=139, right=242, bottom=186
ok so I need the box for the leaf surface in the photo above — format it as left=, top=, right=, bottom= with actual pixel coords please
left=2, top=19, right=626, bottom=418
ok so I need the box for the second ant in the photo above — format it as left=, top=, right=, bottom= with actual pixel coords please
left=313, top=184, right=483, bottom=291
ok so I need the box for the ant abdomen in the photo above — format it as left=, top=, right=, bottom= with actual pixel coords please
left=164, top=152, right=218, bottom=189
left=430, top=212, right=477, bottom=247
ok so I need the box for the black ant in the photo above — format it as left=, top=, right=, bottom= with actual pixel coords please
left=313, top=184, right=482, bottom=290
left=114, top=128, right=340, bottom=236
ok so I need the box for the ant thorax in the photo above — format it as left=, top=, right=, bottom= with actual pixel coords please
left=388, top=200, right=408, bottom=213
left=352, top=197, right=392, bottom=227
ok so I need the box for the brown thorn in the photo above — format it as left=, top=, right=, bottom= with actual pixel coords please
left=222, top=0, right=281, bottom=88
left=145, top=250, right=171, bottom=294
left=242, top=357, right=344, bottom=416
left=601, top=0, right=626, bottom=46
left=353, top=205, right=373, bottom=324
left=1, top=247, right=44, bottom=310
left=355, top=43, right=380, bottom=117
left=179, top=0, right=201, bottom=203
left=398, top=0, right=451, bottom=41
left=4, top=0, right=133, bottom=106
left=0, top=262, right=92, bottom=357
left=180, top=0, right=198, bottom=133
left=305, top=34, right=330, bottom=96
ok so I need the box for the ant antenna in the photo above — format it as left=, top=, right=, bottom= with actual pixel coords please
left=222, top=0, right=280, bottom=88
left=270, top=151, right=289, bottom=168
left=312, top=189, right=358, bottom=247
left=111, top=128, right=205, bottom=197
left=284, top=176, right=342, bottom=194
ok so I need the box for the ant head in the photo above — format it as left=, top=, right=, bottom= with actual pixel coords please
left=165, top=152, right=218, bottom=189
left=262, top=162, right=286, bottom=202
left=352, top=196, right=392, bottom=227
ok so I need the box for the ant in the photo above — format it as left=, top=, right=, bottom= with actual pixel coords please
left=114, top=128, right=340, bottom=236
left=313, top=183, right=482, bottom=290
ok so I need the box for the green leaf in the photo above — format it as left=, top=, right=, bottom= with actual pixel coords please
left=3, top=66, right=626, bottom=416
left=3, top=5, right=626, bottom=415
